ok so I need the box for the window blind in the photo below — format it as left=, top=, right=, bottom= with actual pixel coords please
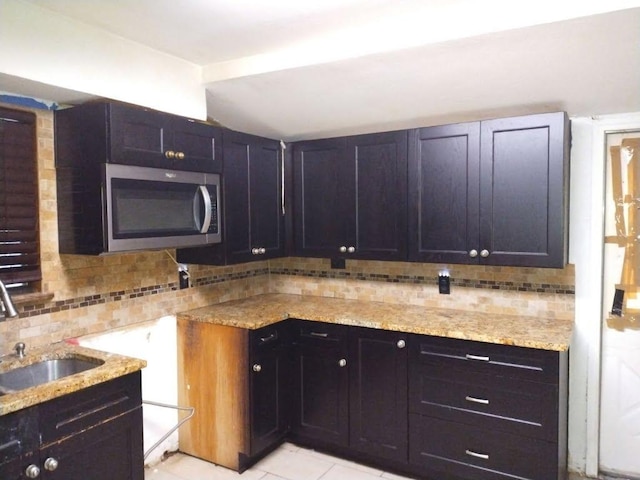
left=0, top=107, right=41, bottom=291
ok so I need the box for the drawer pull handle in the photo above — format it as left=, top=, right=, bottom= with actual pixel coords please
left=466, top=354, right=490, bottom=362
left=465, top=396, right=489, bottom=405
left=310, top=332, right=329, bottom=338
left=465, top=449, right=489, bottom=460
left=260, top=333, right=277, bottom=343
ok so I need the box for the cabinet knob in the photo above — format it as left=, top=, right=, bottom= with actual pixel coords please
left=397, top=339, right=406, bottom=349
left=164, top=150, right=176, bottom=159
left=44, top=457, right=59, bottom=472
left=480, top=249, right=490, bottom=258
left=252, top=364, right=262, bottom=372
left=338, top=358, right=347, bottom=367
left=347, top=246, right=355, bottom=253
left=469, top=249, right=478, bottom=258
left=176, top=151, right=185, bottom=160
left=24, top=464, right=40, bottom=479
left=259, top=247, right=266, bottom=254
left=339, top=246, right=347, bottom=253
left=251, top=248, right=259, bottom=255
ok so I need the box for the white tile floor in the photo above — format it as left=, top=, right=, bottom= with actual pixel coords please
left=145, top=443, right=414, bottom=480
left=146, top=443, right=602, bottom=480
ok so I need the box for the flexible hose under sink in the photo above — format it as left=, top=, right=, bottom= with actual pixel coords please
left=142, top=400, right=195, bottom=461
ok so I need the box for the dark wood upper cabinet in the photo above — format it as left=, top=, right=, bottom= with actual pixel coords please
left=177, top=130, right=285, bottom=265
left=223, top=130, right=284, bottom=263
left=293, top=131, right=407, bottom=260
left=479, top=113, right=569, bottom=267
left=408, top=122, right=480, bottom=264
left=56, top=101, right=222, bottom=173
left=109, top=102, right=222, bottom=172
left=409, top=112, right=569, bottom=268
left=293, top=138, right=349, bottom=258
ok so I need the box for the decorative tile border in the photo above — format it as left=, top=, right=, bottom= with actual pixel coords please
left=269, top=267, right=575, bottom=295
left=5, top=261, right=573, bottom=322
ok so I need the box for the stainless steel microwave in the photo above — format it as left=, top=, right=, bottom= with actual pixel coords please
left=104, top=164, right=221, bottom=252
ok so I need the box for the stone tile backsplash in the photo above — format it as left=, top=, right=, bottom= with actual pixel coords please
left=0, top=104, right=575, bottom=355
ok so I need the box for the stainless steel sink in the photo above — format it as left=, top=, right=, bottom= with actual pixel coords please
left=0, top=357, right=104, bottom=394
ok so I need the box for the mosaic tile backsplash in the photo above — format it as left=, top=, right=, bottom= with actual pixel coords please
left=0, top=105, right=575, bottom=355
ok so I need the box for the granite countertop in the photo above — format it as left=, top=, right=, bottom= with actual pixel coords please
left=179, top=293, right=573, bottom=351
left=0, top=343, right=146, bottom=416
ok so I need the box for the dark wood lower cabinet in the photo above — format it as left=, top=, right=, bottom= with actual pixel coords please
left=290, top=322, right=349, bottom=447
left=249, top=324, right=290, bottom=458
left=410, top=415, right=559, bottom=480
left=177, top=318, right=568, bottom=480
left=40, top=408, right=143, bottom=480
left=349, top=327, right=408, bottom=463
left=0, top=373, right=143, bottom=480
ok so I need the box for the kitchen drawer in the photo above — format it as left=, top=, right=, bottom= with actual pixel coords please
left=291, top=320, right=348, bottom=348
left=250, top=322, right=289, bottom=351
left=410, top=334, right=559, bottom=384
left=39, top=372, right=141, bottom=443
left=409, top=414, right=560, bottom=480
left=409, top=365, right=558, bottom=441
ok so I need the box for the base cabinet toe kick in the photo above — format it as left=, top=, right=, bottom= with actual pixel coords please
left=177, top=318, right=568, bottom=480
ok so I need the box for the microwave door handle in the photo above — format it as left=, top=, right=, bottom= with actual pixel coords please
left=195, top=186, right=212, bottom=233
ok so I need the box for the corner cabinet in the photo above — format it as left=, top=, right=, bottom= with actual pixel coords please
left=177, top=319, right=290, bottom=472
left=409, top=112, right=569, bottom=268
left=0, top=373, right=143, bottom=480
left=178, top=130, right=285, bottom=265
left=293, top=131, right=408, bottom=260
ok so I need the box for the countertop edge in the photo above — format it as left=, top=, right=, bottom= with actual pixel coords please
left=177, top=294, right=574, bottom=352
left=0, top=343, right=146, bottom=416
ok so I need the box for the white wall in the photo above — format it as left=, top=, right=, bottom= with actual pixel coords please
left=568, top=113, right=640, bottom=477
left=77, top=316, right=179, bottom=467
left=0, top=0, right=206, bottom=119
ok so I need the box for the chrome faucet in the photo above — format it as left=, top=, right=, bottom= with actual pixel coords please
left=0, top=279, right=18, bottom=318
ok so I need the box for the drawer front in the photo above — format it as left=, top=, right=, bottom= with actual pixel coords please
left=409, top=365, right=558, bottom=441
left=409, top=415, right=560, bottom=480
left=0, top=407, right=38, bottom=465
left=250, top=323, right=288, bottom=352
left=410, top=334, right=560, bottom=384
left=40, top=372, right=142, bottom=443
left=291, top=320, right=348, bottom=349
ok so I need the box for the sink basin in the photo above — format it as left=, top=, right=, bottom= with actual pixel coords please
left=0, top=357, right=104, bottom=394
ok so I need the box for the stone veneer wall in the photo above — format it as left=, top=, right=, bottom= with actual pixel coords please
left=0, top=105, right=575, bottom=354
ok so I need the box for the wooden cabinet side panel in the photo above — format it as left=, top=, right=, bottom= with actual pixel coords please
left=177, top=319, right=249, bottom=470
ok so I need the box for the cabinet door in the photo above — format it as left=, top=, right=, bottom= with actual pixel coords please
left=349, top=327, right=408, bottom=463
left=171, top=119, right=222, bottom=173
left=293, top=138, right=350, bottom=257
left=291, top=322, right=349, bottom=447
left=347, top=131, right=408, bottom=261
left=479, top=112, right=568, bottom=267
left=109, top=103, right=170, bottom=168
left=42, top=407, right=143, bottom=480
left=224, top=131, right=284, bottom=263
left=249, top=324, right=290, bottom=457
left=408, top=123, right=480, bottom=263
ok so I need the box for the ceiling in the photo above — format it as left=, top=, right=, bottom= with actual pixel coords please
left=13, top=0, right=640, bottom=140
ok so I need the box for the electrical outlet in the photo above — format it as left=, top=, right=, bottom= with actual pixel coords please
left=179, top=263, right=190, bottom=289
left=438, top=270, right=450, bottom=294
